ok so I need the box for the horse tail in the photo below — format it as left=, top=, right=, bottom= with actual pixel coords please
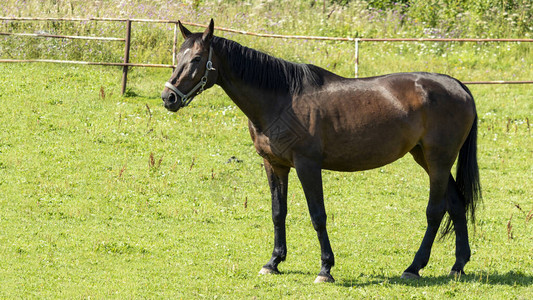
left=441, top=84, right=482, bottom=237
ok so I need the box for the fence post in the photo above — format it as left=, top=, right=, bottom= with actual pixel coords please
left=121, top=19, right=132, bottom=95
left=172, top=22, right=178, bottom=70
left=354, top=38, right=359, bottom=78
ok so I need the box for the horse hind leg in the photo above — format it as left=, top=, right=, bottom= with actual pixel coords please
left=402, top=145, right=450, bottom=278
left=445, top=175, right=471, bottom=276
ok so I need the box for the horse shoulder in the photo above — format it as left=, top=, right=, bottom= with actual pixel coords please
left=247, top=119, right=295, bottom=166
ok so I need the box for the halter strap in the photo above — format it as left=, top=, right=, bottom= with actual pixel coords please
left=165, top=47, right=215, bottom=107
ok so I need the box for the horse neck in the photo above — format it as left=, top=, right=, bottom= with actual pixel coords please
left=214, top=54, right=289, bottom=129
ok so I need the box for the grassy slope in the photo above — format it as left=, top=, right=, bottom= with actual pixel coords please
left=0, top=60, right=531, bottom=298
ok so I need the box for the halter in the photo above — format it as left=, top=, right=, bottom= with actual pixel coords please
left=165, top=46, right=215, bottom=107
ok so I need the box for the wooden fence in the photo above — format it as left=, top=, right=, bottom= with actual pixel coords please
left=1, top=17, right=532, bottom=94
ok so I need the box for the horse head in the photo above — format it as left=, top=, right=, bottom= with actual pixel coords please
left=162, top=19, right=217, bottom=112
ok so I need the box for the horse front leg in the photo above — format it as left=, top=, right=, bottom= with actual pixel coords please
left=259, top=159, right=290, bottom=275
left=294, top=157, right=335, bottom=283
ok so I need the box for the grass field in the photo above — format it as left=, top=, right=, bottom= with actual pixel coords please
left=0, top=58, right=531, bottom=298
left=1, top=0, right=532, bottom=297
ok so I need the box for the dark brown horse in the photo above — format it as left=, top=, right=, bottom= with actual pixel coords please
left=161, top=20, right=481, bottom=283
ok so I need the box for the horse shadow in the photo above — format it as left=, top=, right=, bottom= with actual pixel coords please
left=337, top=271, right=533, bottom=288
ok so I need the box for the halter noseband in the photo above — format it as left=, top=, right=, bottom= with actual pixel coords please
left=165, top=47, right=215, bottom=107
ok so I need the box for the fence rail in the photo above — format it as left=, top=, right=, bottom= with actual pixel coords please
left=0, top=59, right=173, bottom=68
left=0, top=31, right=125, bottom=41
left=1, top=16, right=532, bottom=93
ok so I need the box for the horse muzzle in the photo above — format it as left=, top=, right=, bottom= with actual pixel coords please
left=161, top=88, right=187, bottom=112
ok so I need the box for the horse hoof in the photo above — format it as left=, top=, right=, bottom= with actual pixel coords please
left=259, top=267, right=279, bottom=275
left=314, top=275, right=335, bottom=283
left=401, top=271, right=420, bottom=279
left=449, top=270, right=464, bottom=278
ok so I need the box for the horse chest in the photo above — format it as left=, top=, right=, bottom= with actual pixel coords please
left=248, top=121, right=303, bottom=166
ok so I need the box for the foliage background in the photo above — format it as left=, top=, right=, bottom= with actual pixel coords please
left=1, top=0, right=532, bottom=65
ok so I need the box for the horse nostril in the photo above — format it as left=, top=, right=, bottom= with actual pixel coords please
left=162, top=90, right=177, bottom=104
left=168, top=92, right=176, bottom=104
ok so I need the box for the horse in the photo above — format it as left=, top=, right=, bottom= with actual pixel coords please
left=161, top=19, right=481, bottom=283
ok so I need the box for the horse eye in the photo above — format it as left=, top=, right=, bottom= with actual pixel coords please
left=191, top=57, right=201, bottom=63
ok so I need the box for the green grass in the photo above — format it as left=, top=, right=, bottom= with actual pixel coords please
left=0, top=59, right=531, bottom=298
left=0, top=1, right=532, bottom=297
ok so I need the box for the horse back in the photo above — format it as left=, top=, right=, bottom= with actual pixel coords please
left=291, top=72, right=476, bottom=171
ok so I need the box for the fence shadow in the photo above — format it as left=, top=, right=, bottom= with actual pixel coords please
left=338, top=271, right=533, bottom=288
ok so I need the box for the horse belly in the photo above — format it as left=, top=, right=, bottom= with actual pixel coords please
left=321, top=115, right=422, bottom=172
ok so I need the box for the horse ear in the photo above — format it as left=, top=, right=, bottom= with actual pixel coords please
left=178, top=20, right=192, bottom=39
left=202, top=19, right=214, bottom=44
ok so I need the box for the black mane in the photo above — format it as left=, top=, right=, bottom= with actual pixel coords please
left=212, top=36, right=324, bottom=95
